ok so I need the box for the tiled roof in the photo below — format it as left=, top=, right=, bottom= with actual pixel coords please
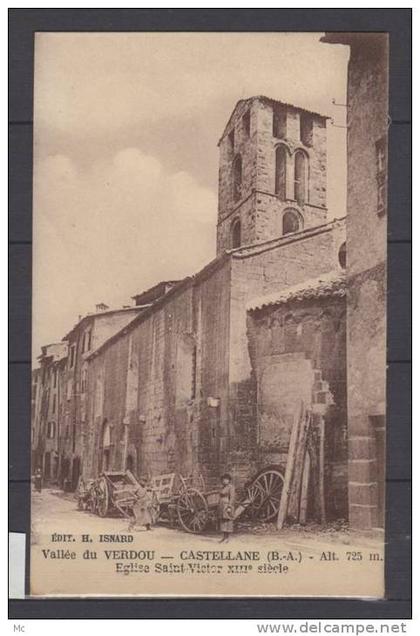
left=247, top=271, right=346, bottom=312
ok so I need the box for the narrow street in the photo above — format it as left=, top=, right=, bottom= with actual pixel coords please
left=31, top=488, right=385, bottom=597
left=32, top=487, right=383, bottom=554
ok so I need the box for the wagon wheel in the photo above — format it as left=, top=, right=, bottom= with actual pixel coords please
left=247, top=467, right=284, bottom=522
left=96, top=476, right=110, bottom=517
left=177, top=488, right=209, bottom=533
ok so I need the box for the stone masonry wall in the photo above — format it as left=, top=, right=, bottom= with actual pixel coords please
left=84, top=259, right=232, bottom=487
left=226, top=221, right=346, bottom=484
left=247, top=295, right=347, bottom=521
left=217, top=97, right=328, bottom=254
left=346, top=35, right=388, bottom=530
left=217, top=99, right=258, bottom=252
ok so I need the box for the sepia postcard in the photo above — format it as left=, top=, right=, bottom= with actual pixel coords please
left=30, top=31, right=388, bottom=598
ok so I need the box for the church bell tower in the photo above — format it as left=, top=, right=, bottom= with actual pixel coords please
left=216, top=96, right=329, bottom=255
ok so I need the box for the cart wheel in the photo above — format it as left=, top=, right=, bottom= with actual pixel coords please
left=96, top=476, right=109, bottom=518
left=177, top=488, right=209, bottom=533
left=247, top=467, right=284, bottom=522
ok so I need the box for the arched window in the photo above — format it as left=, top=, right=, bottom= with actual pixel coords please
left=231, top=218, right=241, bottom=248
left=294, top=150, right=307, bottom=206
left=282, top=209, right=301, bottom=236
left=233, top=154, right=242, bottom=202
left=338, top=242, right=346, bottom=269
left=275, top=145, right=287, bottom=200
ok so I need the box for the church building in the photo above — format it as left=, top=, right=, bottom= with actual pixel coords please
left=32, top=95, right=348, bottom=525
left=80, top=96, right=347, bottom=520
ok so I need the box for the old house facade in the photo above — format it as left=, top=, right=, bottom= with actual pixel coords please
left=322, top=34, right=388, bottom=531
left=31, top=342, right=68, bottom=482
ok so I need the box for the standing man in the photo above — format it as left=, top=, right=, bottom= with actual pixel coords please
left=218, top=473, right=235, bottom=543
left=128, top=478, right=153, bottom=531
left=34, top=467, right=42, bottom=493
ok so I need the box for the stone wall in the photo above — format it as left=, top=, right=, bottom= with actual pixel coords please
left=247, top=294, right=347, bottom=521
left=217, top=97, right=328, bottom=254
left=226, top=220, right=346, bottom=484
left=83, top=259, right=232, bottom=487
left=345, top=35, right=388, bottom=530
left=217, top=99, right=258, bottom=252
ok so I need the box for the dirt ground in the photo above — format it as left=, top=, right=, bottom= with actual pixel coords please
left=31, top=487, right=383, bottom=552
left=30, top=488, right=385, bottom=597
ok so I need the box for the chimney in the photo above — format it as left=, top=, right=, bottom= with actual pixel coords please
left=95, top=303, right=109, bottom=313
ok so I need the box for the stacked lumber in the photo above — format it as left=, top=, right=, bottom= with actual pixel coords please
left=277, top=402, right=326, bottom=529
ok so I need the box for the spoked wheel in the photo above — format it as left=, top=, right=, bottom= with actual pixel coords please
left=95, top=476, right=109, bottom=517
left=177, top=488, right=209, bottom=533
left=246, top=467, right=284, bottom=521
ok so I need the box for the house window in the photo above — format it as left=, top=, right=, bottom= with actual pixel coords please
left=300, top=113, right=313, bottom=146
left=231, top=218, right=241, bottom=249
left=53, top=369, right=57, bottom=388
left=69, top=344, right=76, bottom=368
left=282, top=209, right=301, bottom=236
left=82, top=329, right=92, bottom=353
left=243, top=110, right=250, bottom=137
left=52, top=394, right=57, bottom=413
left=275, top=145, right=287, bottom=200
left=273, top=104, right=287, bottom=139
left=294, top=150, right=307, bottom=206
left=81, top=368, right=88, bottom=393
left=233, top=154, right=242, bottom=202
left=47, top=421, right=56, bottom=439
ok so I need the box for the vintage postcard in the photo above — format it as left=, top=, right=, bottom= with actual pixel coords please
left=30, top=32, right=387, bottom=597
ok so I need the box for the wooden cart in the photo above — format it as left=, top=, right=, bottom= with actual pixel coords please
left=87, top=470, right=159, bottom=519
left=84, top=466, right=284, bottom=533
left=150, top=467, right=285, bottom=534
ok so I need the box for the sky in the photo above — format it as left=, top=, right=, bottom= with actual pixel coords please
left=32, top=32, right=349, bottom=362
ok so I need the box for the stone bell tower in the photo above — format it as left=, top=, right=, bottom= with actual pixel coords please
left=216, top=96, right=329, bottom=255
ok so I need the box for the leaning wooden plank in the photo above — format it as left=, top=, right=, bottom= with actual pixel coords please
left=319, top=416, right=327, bottom=525
left=277, top=401, right=304, bottom=530
left=288, top=410, right=312, bottom=522
left=299, top=451, right=311, bottom=524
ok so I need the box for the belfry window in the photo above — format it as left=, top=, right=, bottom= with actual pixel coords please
left=231, top=218, right=241, bottom=248
left=294, top=150, right=307, bottom=206
left=233, top=154, right=242, bottom=202
left=300, top=113, right=313, bottom=146
left=282, top=209, right=301, bottom=236
left=273, top=105, right=287, bottom=139
left=275, top=145, right=287, bottom=200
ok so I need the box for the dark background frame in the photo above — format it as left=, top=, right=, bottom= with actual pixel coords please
left=9, top=8, right=412, bottom=620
